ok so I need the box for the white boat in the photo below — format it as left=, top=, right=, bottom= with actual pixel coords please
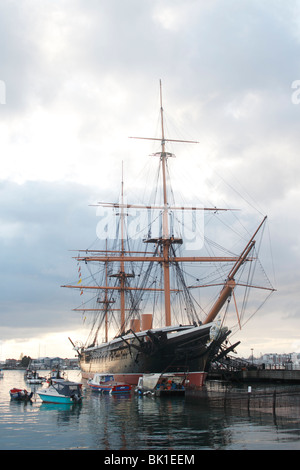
left=37, top=381, right=83, bottom=404
left=135, top=373, right=186, bottom=397
left=0, top=369, right=4, bottom=378
left=28, top=378, right=44, bottom=384
left=27, top=371, right=45, bottom=384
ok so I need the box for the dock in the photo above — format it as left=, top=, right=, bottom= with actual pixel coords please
left=207, top=356, right=300, bottom=383
left=232, top=368, right=300, bottom=383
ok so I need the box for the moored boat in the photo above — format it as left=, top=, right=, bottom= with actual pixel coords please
left=27, top=370, right=45, bottom=384
left=46, top=367, right=67, bottom=384
left=135, top=373, right=186, bottom=397
left=87, top=373, right=132, bottom=394
left=10, top=388, right=33, bottom=401
left=37, top=381, right=83, bottom=404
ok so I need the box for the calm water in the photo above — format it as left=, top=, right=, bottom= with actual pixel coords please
left=1, top=369, right=300, bottom=451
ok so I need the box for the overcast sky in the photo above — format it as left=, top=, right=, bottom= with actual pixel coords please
left=1, top=0, right=300, bottom=360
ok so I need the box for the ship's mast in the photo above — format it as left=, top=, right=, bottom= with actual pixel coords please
left=108, top=163, right=134, bottom=336
left=159, top=80, right=172, bottom=326
left=120, top=163, right=126, bottom=331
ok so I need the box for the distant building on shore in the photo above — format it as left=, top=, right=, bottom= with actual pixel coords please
left=1, top=356, right=79, bottom=369
left=249, top=353, right=300, bottom=370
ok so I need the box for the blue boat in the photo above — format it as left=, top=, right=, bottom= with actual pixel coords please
left=87, top=373, right=132, bottom=394
left=10, top=388, right=33, bottom=401
left=37, top=381, right=83, bottom=404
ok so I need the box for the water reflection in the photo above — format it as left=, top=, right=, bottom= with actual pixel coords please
left=1, top=370, right=300, bottom=450
left=38, top=403, right=83, bottom=435
left=85, top=388, right=238, bottom=450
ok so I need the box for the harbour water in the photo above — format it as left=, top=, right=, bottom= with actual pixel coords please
left=1, top=369, right=300, bottom=451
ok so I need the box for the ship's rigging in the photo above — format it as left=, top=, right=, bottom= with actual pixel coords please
left=62, top=81, right=275, bottom=354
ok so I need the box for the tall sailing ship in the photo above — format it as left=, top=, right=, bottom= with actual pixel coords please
left=63, top=82, right=275, bottom=387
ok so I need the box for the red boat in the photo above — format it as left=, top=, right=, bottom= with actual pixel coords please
left=10, top=388, right=33, bottom=401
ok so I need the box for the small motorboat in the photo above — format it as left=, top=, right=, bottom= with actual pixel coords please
left=10, top=388, right=33, bottom=401
left=135, top=373, right=186, bottom=397
left=87, top=373, right=132, bottom=394
left=37, top=381, right=83, bottom=404
left=0, top=369, right=4, bottom=378
left=46, top=367, right=67, bottom=384
left=27, top=370, right=45, bottom=384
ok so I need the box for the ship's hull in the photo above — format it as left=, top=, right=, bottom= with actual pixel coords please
left=79, top=322, right=228, bottom=388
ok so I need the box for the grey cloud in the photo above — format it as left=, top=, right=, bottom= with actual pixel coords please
left=0, top=180, right=101, bottom=336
